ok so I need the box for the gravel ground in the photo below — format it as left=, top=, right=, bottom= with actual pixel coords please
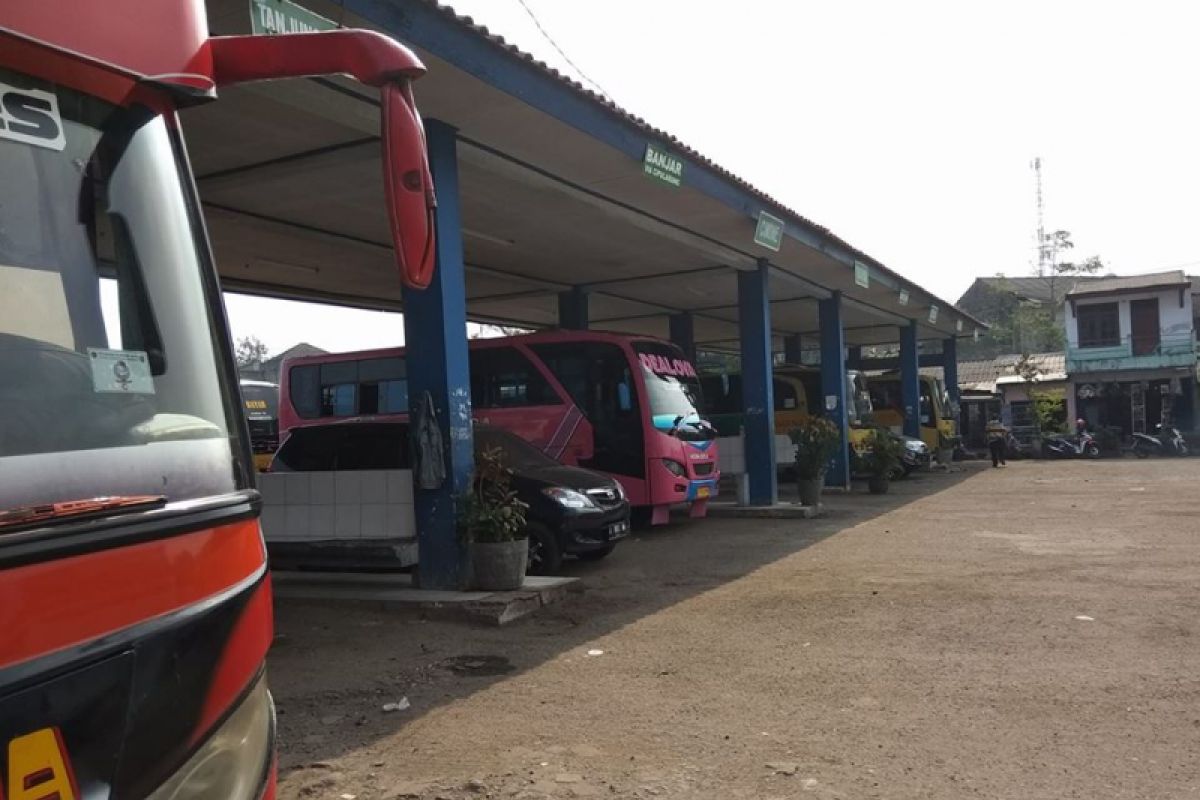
left=270, top=458, right=1200, bottom=799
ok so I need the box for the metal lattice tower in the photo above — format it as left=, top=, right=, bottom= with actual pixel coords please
left=1032, top=157, right=1047, bottom=276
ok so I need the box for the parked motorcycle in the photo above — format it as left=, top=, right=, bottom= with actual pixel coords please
left=1131, top=424, right=1189, bottom=457
left=1042, top=431, right=1100, bottom=459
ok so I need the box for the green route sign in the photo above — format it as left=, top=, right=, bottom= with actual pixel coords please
left=854, top=261, right=870, bottom=288
left=643, top=143, right=683, bottom=187
left=754, top=211, right=784, bottom=251
left=250, top=0, right=336, bottom=35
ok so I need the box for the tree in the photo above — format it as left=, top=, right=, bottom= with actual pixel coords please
left=1041, top=229, right=1103, bottom=307
left=1013, top=352, right=1065, bottom=434
left=235, top=336, right=270, bottom=370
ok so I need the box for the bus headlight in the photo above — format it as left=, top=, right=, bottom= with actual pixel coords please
left=662, top=459, right=687, bottom=478
left=148, top=676, right=274, bottom=800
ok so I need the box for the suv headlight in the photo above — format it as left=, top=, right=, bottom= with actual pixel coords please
left=612, top=481, right=626, bottom=501
left=542, top=487, right=596, bottom=509
left=148, top=676, right=274, bottom=800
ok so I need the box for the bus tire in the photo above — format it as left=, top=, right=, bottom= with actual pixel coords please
left=526, top=524, right=562, bottom=576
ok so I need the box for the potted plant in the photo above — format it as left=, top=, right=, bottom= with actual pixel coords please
left=788, top=417, right=841, bottom=507
left=861, top=427, right=902, bottom=495
left=461, top=445, right=530, bottom=591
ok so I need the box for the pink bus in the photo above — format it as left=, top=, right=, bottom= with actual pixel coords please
left=278, top=331, right=719, bottom=523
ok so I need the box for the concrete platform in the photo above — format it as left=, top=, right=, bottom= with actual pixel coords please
left=271, top=571, right=581, bottom=626
left=706, top=501, right=823, bottom=519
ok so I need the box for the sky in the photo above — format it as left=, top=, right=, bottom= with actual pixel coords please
left=223, top=0, right=1200, bottom=356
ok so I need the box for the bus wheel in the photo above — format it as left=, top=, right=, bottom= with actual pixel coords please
left=526, top=524, right=562, bottom=575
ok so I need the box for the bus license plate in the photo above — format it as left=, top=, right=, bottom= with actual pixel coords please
left=697, top=486, right=711, bottom=499
left=608, top=521, right=629, bottom=539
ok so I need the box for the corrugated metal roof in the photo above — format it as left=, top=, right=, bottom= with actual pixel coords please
left=954, top=352, right=1066, bottom=392
left=423, top=0, right=982, bottom=326
left=1067, top=270, right=1189, bottom=297
left=969, top=275, right=1105, bottom=304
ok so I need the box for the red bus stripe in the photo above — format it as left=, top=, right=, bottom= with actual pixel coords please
left=0, top=519, right=266, bottom=670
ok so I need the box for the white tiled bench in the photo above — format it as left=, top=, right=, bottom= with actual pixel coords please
left=716, top=434, right=795, bottom=474
left=258, top=470, right=418, bottom=565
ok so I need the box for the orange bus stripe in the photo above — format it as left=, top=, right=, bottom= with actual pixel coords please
left=0, top=519, right=266, bottom=670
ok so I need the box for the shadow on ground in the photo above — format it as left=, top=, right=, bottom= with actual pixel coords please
left=267, top=462, right=987, bottom=785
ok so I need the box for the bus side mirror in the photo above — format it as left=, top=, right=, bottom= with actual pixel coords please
left=209, top=30, right=437, bottom=289
left=618, top=382, right=632, bottom=411
left=382, top=81, right=436, bottom=289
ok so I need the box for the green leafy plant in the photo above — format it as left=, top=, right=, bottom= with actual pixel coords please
left=1029, top=389, right=1066, bottom=435
left=459, top=446, right=528, bottom=544
left=788, top=417, right=841, bottom=480
left=860, top=427, right=903, bottom=478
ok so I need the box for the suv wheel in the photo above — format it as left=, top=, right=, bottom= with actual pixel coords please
left=526, top=524, right=562, bottom=576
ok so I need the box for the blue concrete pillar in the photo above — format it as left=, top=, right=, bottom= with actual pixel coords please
left=401, top=119, right=474, bottom=590
left=819, top=292, right=850, bottom=488
left=557, top=286, right=589, bottom=330
left=847, top=346, right=863, bottom=371
left=942, top=337, right=959, bottom=405
left=900, top=320, right=921, bottom=439
left=783, top=333, right=803, bottom=365
left=669, top=312, right=696, bottom=362
left=738, top=262, right=776, bottom=505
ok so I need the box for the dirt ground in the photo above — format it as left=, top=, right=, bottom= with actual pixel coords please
left=270, top=459, right=1200, bottom=800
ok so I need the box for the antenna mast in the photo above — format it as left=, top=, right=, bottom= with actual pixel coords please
left=1033, top=157, right=1047, bottom=276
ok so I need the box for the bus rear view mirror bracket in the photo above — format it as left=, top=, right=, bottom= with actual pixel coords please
left=207, top=30, right=436, bottom=289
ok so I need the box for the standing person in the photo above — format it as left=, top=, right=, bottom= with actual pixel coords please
left=987, top=416, right=1008, bottom=468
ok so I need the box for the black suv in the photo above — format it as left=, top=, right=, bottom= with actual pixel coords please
left=271, top=421, right=630, bottom=574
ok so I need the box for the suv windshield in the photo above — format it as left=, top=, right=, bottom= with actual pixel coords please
left=0, top=71, right=248, bottom=511
left=474, top=426, right=560, bottom=471
left=633, top=342, right=712, bottom=440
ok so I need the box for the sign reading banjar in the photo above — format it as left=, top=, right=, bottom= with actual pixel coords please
left=643, top=143, right=684, bottom=187
left=639, top=353, right=697, bottom=378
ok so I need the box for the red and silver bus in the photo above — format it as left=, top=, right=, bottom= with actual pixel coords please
left=278, top=331, right=720, bottom=524
left=0, top=3, right=434, bottom=796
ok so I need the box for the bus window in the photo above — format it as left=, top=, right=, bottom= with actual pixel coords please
left=775, top=378, right=798, bottom=411
left=530, top=341, right=644, bottom=478
left=359, top=356, right=407, bottom=415
left=289, top=357, right=408, bottom=419
left=319, top=361, right=357, bottom=417
left=919, top=382, right=934, bottom=425
left=470, top=347, right=559, bottom=409
left=699, top=374, right=739, bottom=415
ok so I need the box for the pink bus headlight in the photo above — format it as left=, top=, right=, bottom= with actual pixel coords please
left=662, top=459, right=687, bottom=478
left=148, top=677, right=274, bottom=800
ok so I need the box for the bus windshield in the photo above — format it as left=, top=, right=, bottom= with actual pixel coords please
left=0, top=70, right=248, bottom=511
left=632, top=342, right=711, bottom=440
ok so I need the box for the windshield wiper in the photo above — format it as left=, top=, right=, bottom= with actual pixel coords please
left=0, top=495, right=167, bottom=533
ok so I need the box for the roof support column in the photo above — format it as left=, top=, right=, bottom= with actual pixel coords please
left=783, top=333, right=803, bottom=365
left=942, top=337, right=959, bottom=405
left=557, top=286, right=589, bottom=330
left=738, top=261, right=777, bottom=505
left=669, top=311, right=696, bottom=363
left=820, top=292, right=850, bottom=489
left=900, top=320, right=921, bottom=439
left=402, top=119, right=474, bottom=590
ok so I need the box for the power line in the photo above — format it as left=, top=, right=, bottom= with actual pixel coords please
left=512, top=0, right=615, bottom=102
